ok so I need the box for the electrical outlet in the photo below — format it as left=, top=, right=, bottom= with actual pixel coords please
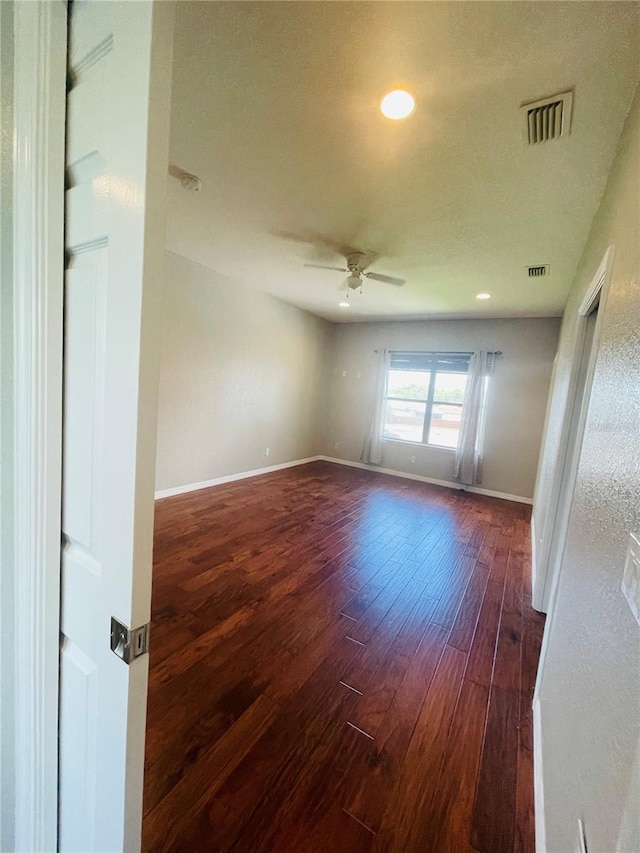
left=265, top=447, right=270, bottom=457
left=341, top=370, right=347, bottom=378
left=622, top=532, right=640, bottom=625
left=334, top=442, right=340, bottom=450
left=410, top=456, right=416, bottom=464
left=356, top=370, right=361, bottom=379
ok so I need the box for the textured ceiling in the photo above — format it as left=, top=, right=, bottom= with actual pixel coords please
left=167, top=1, right=639, bottom=322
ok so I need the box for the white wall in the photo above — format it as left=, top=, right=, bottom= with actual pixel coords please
left=155, top=252, right=332, bottom=491
left=0, top=3, right=14, bottom=848
left=534, top=84, right=640, bottom=852
left=325, top=318, right=559, bottom=500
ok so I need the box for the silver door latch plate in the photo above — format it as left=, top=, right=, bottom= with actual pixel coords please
left=110, top=617, right=150, bottom=664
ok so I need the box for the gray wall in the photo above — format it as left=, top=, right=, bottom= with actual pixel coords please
left=155, top=252, right=332, bottom=491
left=326, top=318, right=560, bottom=500
left=534, top=85, right=640, bottom=851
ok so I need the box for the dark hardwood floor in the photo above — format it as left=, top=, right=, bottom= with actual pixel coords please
left=143, top=461, right=545, bottom=853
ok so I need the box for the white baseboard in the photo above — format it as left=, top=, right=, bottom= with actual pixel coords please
left=154, top=456, right=323, bottom=499
left=317, top=456, right=533, bottom=505
left=533, top=696, right=546, bottom=853
left=155, top=454, right=533, bottom=506
left=467, top=484, right=533, bottom=505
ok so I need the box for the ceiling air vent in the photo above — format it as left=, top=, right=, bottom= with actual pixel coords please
left=527, top=265, right=550, bottom=278
left=521, top=91, right=573, bottom=144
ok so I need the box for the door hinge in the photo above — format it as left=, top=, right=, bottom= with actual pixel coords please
left=110, top=617, right=150, bottom=664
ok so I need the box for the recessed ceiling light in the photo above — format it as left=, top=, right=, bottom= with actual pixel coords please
left=339, top=301, right=350, bottom=308
left=380, top=89, right=415, bottom=120
left=476, top=292, right=491, bottom=300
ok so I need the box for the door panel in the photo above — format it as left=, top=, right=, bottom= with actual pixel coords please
left=59, top=3, right=173, bottom=850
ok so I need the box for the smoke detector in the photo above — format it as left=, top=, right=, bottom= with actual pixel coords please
left=521, top=91, right=573, bottom=144
left=179, top=172, right=202, bottom=192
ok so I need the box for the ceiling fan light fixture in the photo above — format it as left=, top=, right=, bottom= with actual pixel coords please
left=380, top=89, right=415, bottom=120
left=302, top=248, right=406, bottom=291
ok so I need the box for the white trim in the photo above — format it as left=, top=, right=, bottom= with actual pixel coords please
left=154, top=456, right=323, bottom=499
left=318, top=456, right=533, bottom=505
left=465, top=485, right=532, bottom=505
left=578, top=246, right=613, bottom=316
left=11, top=3, right=66, bottom=851
left=533, top=696, right=546, bottom=853
left=155, top=454, right=533, bottom=505
left=531, top=515, right=538, bottom=600
left=531, top=247, right=616, bottom=853
left=534, top=246, right=614, bottom=695
left=532, top=246, right=614, bottom=613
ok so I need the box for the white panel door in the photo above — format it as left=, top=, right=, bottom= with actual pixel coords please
left=59, top=3, right=173, bottom=851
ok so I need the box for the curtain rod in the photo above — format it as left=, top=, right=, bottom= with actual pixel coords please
left=373, top=349, right=503, bottom=356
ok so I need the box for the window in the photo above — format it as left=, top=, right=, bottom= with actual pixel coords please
left=383, top=352, right=470, bottom=449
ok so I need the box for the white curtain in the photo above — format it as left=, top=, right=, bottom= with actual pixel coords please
left=454, top=351, right=494, bottom=485
left=360, top=348, right=390, bottom=466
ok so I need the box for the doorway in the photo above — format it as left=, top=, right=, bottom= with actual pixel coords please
left=532, top=247, right=613, bottom=615
left=538, top=306, right=598, bottom=610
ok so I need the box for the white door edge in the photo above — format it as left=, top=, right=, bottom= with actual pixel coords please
left=7, top=2, right=67, bottom=851
left=59, top=4, right=175, bottom=850
left=533, top=696, right=546, bottom=853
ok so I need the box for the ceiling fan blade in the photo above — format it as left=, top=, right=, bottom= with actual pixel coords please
left=304, top=264, right=348, bottom=273
left=365, top=272, right=406, bottom=287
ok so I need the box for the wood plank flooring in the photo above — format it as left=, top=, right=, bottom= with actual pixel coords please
left=143, top=461, right=545, bottom=853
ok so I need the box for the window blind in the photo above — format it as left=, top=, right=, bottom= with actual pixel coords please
left=389, top=351, right=472, bottom=374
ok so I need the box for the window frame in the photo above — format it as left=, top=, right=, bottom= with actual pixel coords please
left=383, top=353, right=470, bottom=451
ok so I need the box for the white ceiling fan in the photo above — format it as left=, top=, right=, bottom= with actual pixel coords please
left=304, top=251, right=406, bottom=291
